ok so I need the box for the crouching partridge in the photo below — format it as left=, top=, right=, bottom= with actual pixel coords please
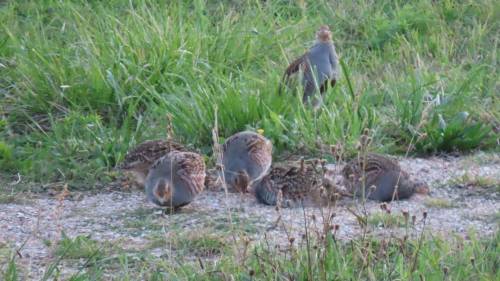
left=342, top=154, right=429, bottom=202
left=146, top=150, right=206, bottom=208
left=119, top=139, right=186, bottom=188
left=222, top=131, right=273, bottom=193
left=253, top=159, right=332, bottom=208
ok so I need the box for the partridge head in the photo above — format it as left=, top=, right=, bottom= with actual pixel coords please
left=145, top=150, right=206, bottom=208
left=222, top=131, right=272, bottom=193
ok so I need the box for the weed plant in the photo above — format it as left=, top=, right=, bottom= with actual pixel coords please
left=0, top=0, right=498, bottom=187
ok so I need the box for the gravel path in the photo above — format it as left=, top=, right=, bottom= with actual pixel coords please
left=0, top=152, right=498, bottom=279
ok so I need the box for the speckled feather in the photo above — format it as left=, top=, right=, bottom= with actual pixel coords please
left=246, top=137, right=273, bottom=167
left=342, top=153, right=400, bottom=181
left=254, top=160, right=327, bottom=207
left=120, top=140, right=186, bottom=170
left=174, top=152, right=206, bottom=195
left=146, top=151, right=206, bottom=208
left=151, top=151, right=206, bottom=196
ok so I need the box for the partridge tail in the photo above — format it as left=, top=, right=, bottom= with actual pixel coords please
left=279, top=54, right=306, bottom=96
left=255, top=182, right=278, bottom=206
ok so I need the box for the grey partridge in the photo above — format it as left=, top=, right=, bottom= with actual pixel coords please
left=119, top=139, right=186, bottom=188
left=280, top=25, right=339, bottom=107
left=342, top=154, right=430, bottom=202
left=222, top=131, right=272, bottom=193
left=253, top=159, right=330, bottom=208
left=145, top=150, right=206, bottom=208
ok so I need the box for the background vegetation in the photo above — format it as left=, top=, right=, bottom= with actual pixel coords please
left=0, top=0, right=498, bottom=187
left=0, top=1, right=499, bottom=279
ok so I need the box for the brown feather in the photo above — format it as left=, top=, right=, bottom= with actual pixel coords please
left=279, top=53, right=308, bottom=95
left=247, top=136, right=273, bottom=167
left=120, top=139, right=186, bottom=170
left=254, top=159, right=328, bottom=207
left=175, top=152, right=206, bottom=195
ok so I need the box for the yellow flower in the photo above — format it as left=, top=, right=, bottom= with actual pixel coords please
left=257, top=129, right=264, bottom=135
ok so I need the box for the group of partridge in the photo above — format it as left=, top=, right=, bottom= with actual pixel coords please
left=119, top=25, right=430, bottom=210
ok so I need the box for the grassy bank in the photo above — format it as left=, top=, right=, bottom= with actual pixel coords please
left=2, top=226, right=498, bottom=280
left=0, top=0, right=498, bottom=187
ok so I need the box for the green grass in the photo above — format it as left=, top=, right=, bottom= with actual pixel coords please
left=424, top=198, right=459, bottom=209
left=55, top=233, right=105, bottom=260
left=0, top=1, right=498, bottom=278
left=0, top=0, right=498, bottom=188
left=449, top=173, right=500, bottom=192
left=0, top=175, right=31, bottom=204
left=2, top=231, right=498, bottom=280
left=0, top=193, right=27, bottom=205
left=368, top=211, right=407, bottom=228
left=147, top=230, right=228, bottom=257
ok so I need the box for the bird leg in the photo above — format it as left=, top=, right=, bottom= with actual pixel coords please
left=319, top=80, right=329, bottom=94
left=330, top=79, right=336, bottom=88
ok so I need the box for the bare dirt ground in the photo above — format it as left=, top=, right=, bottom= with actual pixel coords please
left=0, top=152, right=499, bottom=279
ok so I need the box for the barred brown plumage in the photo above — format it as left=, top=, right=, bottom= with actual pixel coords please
left=119, top=139, right=186, bottom=188
left=121, top=140, right=186, bottom=169
left=253, top=159, right=329, bottom=208
left=342, top=154, right=430, bottom=202
left=247, top=138, right=273, bottom=167
left=146, top=150, right=206, bottom=208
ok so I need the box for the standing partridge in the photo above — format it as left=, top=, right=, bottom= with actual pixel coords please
left=342, top=154, right=430, bottom=202
left=222, top=131, right=273, bottom=193
left=280, top=25, right=339, bottom=107
left=145, top=150, right=206, bottom=208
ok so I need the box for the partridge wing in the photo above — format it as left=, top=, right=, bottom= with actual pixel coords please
left=177, top=168, right=205, bottom=196
left=284, top=53, right=307, bottom=77
left=279, top=53, right=309, bottom=95
left=175, top=154, right=206, bottom=196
